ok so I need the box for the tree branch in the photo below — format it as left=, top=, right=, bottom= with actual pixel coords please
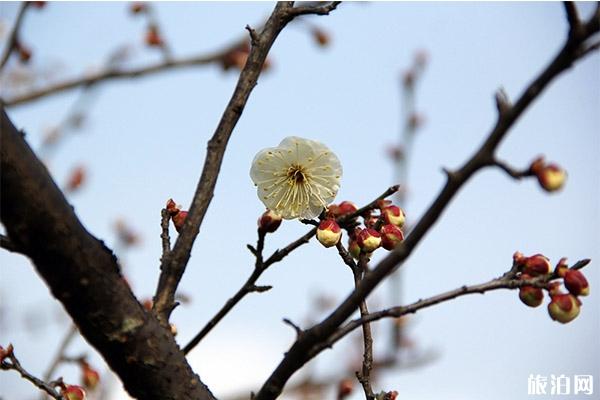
left=319, top=259, right=591, bottom=351
left=0, top=233, right=22, bottom=253
left=0, top=2, right=29, bottom=72
left=183, top=186, right=398, bottom=355
left=286, top=1, right=342, bottom=17
left=153, top=1, right=342, bottom=325
left=253, top=8, right=600, bottom=399
left=1, top=107, right=216, bottom=400
left=1, top=345, right=64, bottom=400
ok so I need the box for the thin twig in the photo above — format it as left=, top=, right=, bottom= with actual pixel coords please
left=0, top=2, right=29, bottom=72
left=160, top=208, right=171, bottom=261
left=492, top=158, right=532, bottom=179
left=354, top=254, right=374, bottom=399
left=1, top=346, right=64, bottom=400
left=253, top=7, right=600, bottom=399
left=152, top=2, right=304, bottom=325
left=183, top=187, right=398, bottom=354
left=42, top=325, right=78, bottom=382
left=318, top=259, right=591, bottom=352
left=286, top=1, right=342, bottom=17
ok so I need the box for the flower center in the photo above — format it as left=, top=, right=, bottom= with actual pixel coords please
left=288, top=164, right=306, bottom=184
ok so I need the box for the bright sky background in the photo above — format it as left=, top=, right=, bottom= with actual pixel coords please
left=1, top=2, right=598, bottom=400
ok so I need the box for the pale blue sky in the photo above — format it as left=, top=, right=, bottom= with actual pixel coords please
left=1, top=2, right=598, bottom=400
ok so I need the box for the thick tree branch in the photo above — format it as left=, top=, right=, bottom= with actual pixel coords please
left=1, top=108, right=216, bottom=400
left=153, top=1, right=342, bottom=324
left=0, top=2, right=29, bottom=72
left=253, top=6, right=599, bottom=399
left=0, top=233, right=22, bottom=253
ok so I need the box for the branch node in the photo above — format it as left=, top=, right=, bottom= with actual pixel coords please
left=494, top=87, right=511, bottom=116
left=245, top=25, right=259, bottom=46
left=282, top=318, right=303, bottom=337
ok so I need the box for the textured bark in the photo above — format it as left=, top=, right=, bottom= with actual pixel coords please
left=1, top=107, right=216, bottom=400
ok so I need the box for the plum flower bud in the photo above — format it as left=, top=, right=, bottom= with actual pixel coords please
left=564, top=269, right=589, bottom=297
left=337, top=378, right=354, bottom=398
left=357, top=228, right=381, bottom=253
left=172, top=211, right=188, bottom=233
left=258, top=210, right=282, bottom=233
left=312, top=28, right=330, bottom=47
left=537, top=164, right=567, bottom=192
left=548, top=294, right=581, bottom=324
left=81, top=363, right=100, bottom=390
left=316, top=219, right=342, bottom=248
left=329, top=200, right=357, bottom=217
left=382, top=205, right=405, bottom=227
left=519, top=285, right=544, bottom=308
left=529, top=157, right=567, bottom=192
left=522, top=254, right=551, bottom=276
left=0, top=344, right=14, bottom=362
left=250, top=137, right=342, bottom=220
left=65, top=165, right=86, bottom=193
left=554, top=257, right=569, bottom=277
left=380, top=224, right=404, bottom=250
left=62, top=385, right=87, bottom=400
left=145, top=26, right=163, bottom=47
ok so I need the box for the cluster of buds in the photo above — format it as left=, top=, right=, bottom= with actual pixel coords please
left=258, top=209, right=282, bottom=234
left=514, top=252, right=589, bottom=324
left=318, top=199, right=406, bottom=256
left=528, top=156, right=567, bottom=192
left=166, top=199, right=188, bottom=232
left=80, top=361, right=100, bottom=390
left=220, top=41, right=272, bottom=72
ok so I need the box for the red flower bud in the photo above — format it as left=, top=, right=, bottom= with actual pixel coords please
left=522, top=254, right=551, bottom=276
left=548, top=293, right=581, bottom=324
left=312, top=28, right=330, bottom=47
left=564, top=269, right=589, bottom=297
left=382, top=205, right=405, bottom=227
left=65, top=165, right=86, bottom=193
left=529, top=157, right=567, bottom=192
left=337, top=378, right=353, bottom=398
left=16, top=42, right=32, bottom=63
left=81, top=363, right=100, bottom=390
left=172, top=211, right=188, bottom=233
left=513, top=251, right=526, bottom=266
left=0, top=344, right=14, bottom=362
left=316, top=219, right=342, bottom=248
left=258, top=209, right=282, bottom=233
left=145, top=26, right=163, bottom=47
left=130, top=2, right=146, bottom=14
left=357, top=228, right=381, bottom=253
left=519, top=286, right=544, bottom=308
left=554, top=257, right=569, bottom=277
left=380, top=224, right=404, bottom=250
left=166, top=198, right=180, bottom=216
left=62, top=385, right=87, bottom=400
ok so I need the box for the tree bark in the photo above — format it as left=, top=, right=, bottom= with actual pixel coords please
left=1, top=106, right=216, bottom=400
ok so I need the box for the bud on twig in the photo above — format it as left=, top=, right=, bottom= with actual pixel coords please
left=258, top=209, right=282, bottom=233
left=357, top=228, right=381, bottom=253
left=380, top=224, right=404, bottom=250
left=564, top=269, right=589, bottom=297
left=316, top=219, right=342, bottom=247
left=548, top=293, right=581, bottom=324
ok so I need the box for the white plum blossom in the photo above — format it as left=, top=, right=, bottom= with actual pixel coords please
left=250, top=136, right=342, bottom=220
